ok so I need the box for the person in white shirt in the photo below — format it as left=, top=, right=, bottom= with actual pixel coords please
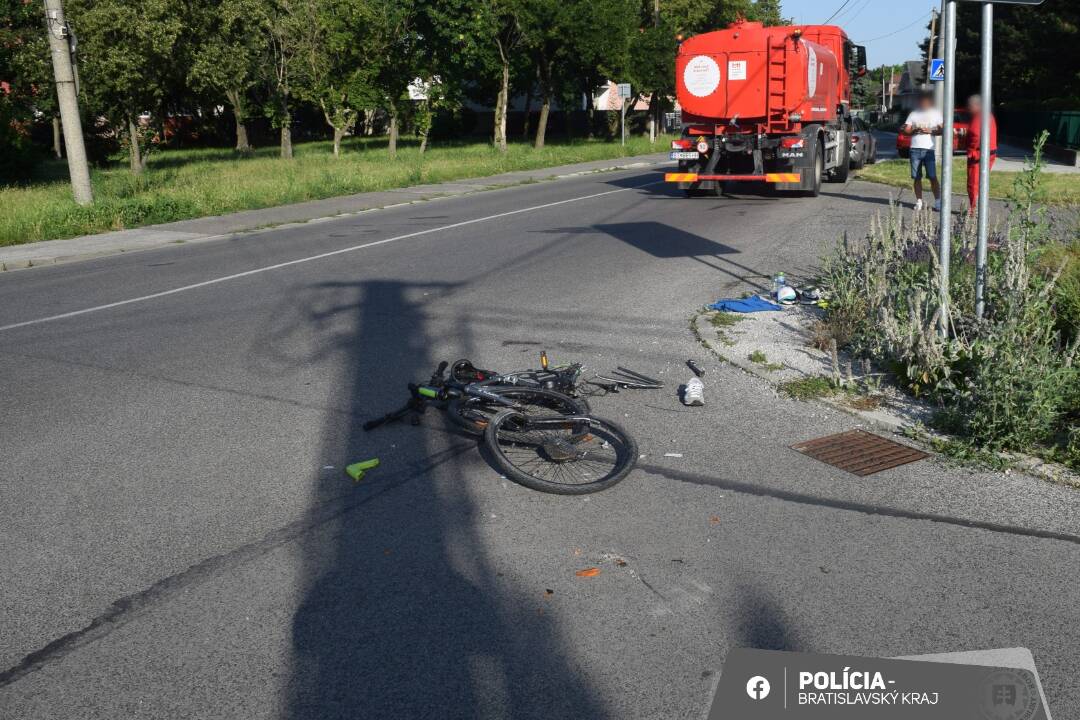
left=901, top=92, right=944, bottom=211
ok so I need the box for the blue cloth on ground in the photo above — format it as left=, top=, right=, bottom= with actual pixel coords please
left=708, top=296, right=782, bottom=313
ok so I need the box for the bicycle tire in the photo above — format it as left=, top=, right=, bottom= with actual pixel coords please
left=483, top=410, right=637, bottom=495
left=446, top=386, right=589, bottom=435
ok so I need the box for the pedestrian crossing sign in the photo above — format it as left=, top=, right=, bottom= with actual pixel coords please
left=930, top=59, right=945, bottom=82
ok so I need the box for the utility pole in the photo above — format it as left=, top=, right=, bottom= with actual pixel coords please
left=926, top=9, right=938, bottom=80
left=937, top=0, right=958, bottom=336
left=43, top=0, right=93, bottom=206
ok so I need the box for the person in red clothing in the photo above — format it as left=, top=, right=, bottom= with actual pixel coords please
left=966, top=94, right=998, bottom=212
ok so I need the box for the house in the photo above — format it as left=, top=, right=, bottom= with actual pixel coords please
left=592, top=81, right=653, bottom=112
left=894, top=60, right=928, bottom=113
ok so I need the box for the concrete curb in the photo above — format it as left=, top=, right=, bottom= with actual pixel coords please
left=689, top=311, right=1079, bottom=488
left=0, top=155, right=667, bottom=273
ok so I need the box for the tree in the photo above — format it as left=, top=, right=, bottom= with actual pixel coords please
left=188, top=0, right=265, bottom=152
left=365, top=0, right=425, bottom=157
left=952, top=0, right=1080, bottom=110
left=291, top=0, right=363, bottom=157
left=2, top=0, right=64, bottom=160
left=518, top=0, right=637, bottom=148
left=66, top=0, right=184, bottom=174
left=428, top=0, right=522, bottom=151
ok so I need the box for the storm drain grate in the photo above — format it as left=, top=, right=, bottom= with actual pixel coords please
left=791, top=430, right=928, bottom=476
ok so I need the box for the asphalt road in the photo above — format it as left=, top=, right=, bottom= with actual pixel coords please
left=2, top=165, right=1078, bottom=719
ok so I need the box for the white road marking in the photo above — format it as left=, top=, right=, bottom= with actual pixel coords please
left=0, top=181, right=658, bottom=333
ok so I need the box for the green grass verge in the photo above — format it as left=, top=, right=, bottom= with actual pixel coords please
left=779, top=376, right=838, bottom=401
left=855, top=157, right=1080, bottom=205
left=0, top=135, right=667, bottom=246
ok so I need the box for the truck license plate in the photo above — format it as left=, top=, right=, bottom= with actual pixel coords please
left=670, top=151, right=700, bottom=160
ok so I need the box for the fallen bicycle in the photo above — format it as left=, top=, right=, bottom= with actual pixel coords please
left=363, top=358, right=638, bottom=495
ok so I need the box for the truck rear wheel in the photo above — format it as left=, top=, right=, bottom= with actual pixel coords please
left=804, top=141, right=823, bottom=197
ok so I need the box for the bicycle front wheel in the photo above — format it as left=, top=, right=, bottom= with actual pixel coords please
left=483, top=411, right=637, bottom=494
left=446, top=386, right=589, bottom=435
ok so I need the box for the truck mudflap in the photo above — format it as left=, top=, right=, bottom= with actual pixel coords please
left=665, top=172, right=800, bottom=183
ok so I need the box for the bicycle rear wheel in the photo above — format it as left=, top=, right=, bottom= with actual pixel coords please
left=483, top=411, right=637, bottom=494
left=447, top=387, right=589, bottom=435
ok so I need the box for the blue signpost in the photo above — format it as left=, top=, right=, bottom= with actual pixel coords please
left=929, top=58, right=945, bottom=82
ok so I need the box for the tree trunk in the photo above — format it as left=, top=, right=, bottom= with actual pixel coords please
left=534, top=58, right=551, bottom=149
left=279, top=95, right=293, bottom=159
left=225, top=88, right=251, bottom=152
left=128, top=118, right=143, bottom=175
left=52, top=115, right=63, bottom=158
left=333, top=126, right=345, bottom=157
left=388, top=107, right=398, bottom=158
left=419, top=131, right=429, bottom=153
left=236, top=119, right=251, bottom=152
left=534, top=99, right=550, bottom=149
left=521, top=76, right=533, bottom=140
left=280, top=123, right=293, bottom=158
left=494, top=56, right=509, bottom=152
left=648, top=92, right=657, bottom=143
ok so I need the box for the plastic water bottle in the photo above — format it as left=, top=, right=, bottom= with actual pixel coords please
left=772, top=272, right=786, bottom=299
left=683, top=377, right=705, bottom=407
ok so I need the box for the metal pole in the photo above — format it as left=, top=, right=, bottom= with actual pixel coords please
left=975, top=2, right=993, bottom=319
left=621, top=100, right=626, bottom=146
left=43, top=0, right=93, bottom=206
left=937, top=0, right=957, bottom=336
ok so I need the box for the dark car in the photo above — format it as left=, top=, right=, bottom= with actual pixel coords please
left=849, top=117, right=877, bottom=169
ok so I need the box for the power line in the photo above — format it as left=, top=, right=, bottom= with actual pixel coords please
left=841, top=0, right=875, bottom=25
left=854, top=11, right=931, bottom=44
left=821, top=0, right=854, bottom=25
left=830, top=0, right=868, bottom=24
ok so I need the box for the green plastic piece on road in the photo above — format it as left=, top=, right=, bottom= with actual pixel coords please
left=417, top=386, right=438, bottom=399
left=345, top=458, right=380, bottom=482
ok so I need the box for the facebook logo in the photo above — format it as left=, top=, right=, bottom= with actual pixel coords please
left=746, top=676, right=771, bottom=700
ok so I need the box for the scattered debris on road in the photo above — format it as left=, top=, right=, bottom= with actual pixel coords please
left=708, top=296, right=781, bottom=313
left=345, top=458, right=380, bottom=482
left=681, top=377, right=705, bottom=406
left=575, top=567, right=601, bottom=578
left=591, top=365, right=664, bottom=390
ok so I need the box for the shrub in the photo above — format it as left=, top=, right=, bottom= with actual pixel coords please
left=820, top=133, right=1079, bottom=469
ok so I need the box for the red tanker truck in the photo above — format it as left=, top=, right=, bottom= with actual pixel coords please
left=666, top=19, right=867, bottom=197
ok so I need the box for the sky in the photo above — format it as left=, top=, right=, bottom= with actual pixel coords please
left=781, top=0, right=938, bottom=66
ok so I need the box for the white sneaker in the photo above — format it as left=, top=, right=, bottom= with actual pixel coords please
left=914, top=199, right=924, bottom=212
left=683, top=377, right=705, bottom=406
left=933, top=198, right=942, bottom=211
